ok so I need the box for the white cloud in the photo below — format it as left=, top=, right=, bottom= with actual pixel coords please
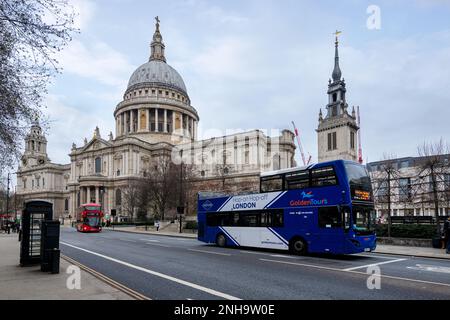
left=44, top=94, right=115, bottom=164
left=58, top=39, right=135, bottom=88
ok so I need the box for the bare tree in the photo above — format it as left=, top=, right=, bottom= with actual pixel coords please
left=0, top=0, right=76, bottom=169
left=121, top=179, right=145, bottom=220
left=371, top=153, right=400, bottom=238
left=417, top=139, right=450, bottom=235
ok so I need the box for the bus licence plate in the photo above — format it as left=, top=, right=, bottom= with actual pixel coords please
left=364, top=248, right=371, bottom=252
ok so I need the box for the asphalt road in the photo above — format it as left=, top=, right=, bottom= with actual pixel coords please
left=60, top=227, right=450, bottom=300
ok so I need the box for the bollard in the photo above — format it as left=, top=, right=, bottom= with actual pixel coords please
left=50, top=248, right=60, bottom=274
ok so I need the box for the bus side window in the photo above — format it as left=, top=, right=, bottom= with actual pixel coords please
left=318, top=207, right=341, bottom=228
left=341, top=206, right=351, bottom=231
left=239, top=213, right=259, bottom=227
left=285, top=170, right=310, bottom=190
left=272, top=211, right=283, bottom=227
left=260, top=175, right=283, bottom=192
left=260, top=212, right=272, bottom=227
left=311, top=166, right=338, bottom=187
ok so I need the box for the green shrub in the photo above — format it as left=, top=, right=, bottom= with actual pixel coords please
left=184, top=221, right=198, bottom=230
left=375, top=224, right=437, bottom=239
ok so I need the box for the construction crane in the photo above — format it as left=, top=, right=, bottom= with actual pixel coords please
left=291, top=121, right=311, bottom=166
left=357, top=106, right=363, bottom=164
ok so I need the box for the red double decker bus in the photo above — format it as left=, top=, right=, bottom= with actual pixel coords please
left=76, top=203, right=103, bottom=233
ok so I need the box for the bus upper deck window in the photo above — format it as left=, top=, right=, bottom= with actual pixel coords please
left=311, top=166, right=337, bottom=187
left=285, top=170, right=310, bottom=190
left=261, top=175, right=283, bottom=192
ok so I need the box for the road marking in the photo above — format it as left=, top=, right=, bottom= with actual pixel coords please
left=343, top=258, right=407, bottom=271
left=260, top=258, right=450, bottom=288
left=61, top=254, right=151, bottom=300
left=407, top=264, right=450, bottom=274
left=145, top=243, right=172, bottom=248
left=270, top=254, right=299, bottom=259
left=188, top=249, right=231, bottom=256
left=60, top=241, right=241, bottom=300
left=143, top=239, right=161, bottom=242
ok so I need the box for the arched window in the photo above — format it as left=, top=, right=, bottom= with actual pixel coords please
left=64, top=198, right=69, bottom=211
left=95, top=157, right=102, bottom=173
left=116, top=189, right=122, bottom=206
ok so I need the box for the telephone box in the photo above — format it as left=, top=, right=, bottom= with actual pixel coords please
left=20, top=201, right=53, bottom=266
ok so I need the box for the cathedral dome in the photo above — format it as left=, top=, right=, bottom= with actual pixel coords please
left=127, top=60, right=187, bottom=94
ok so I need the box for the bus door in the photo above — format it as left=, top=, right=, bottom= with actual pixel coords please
left=314, top=206, right=344, bottom=253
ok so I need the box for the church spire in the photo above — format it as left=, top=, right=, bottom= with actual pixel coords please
left=332, top=30, right=342, bottom=82
left=149, top=16, right=166, bottom=63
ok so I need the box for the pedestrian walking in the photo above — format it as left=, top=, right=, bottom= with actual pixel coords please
left=156, top=221, right=160, bottom=232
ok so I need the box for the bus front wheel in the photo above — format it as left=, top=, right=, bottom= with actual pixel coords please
left=216, top=234, right=227, bottom=247
left=290, top=238, right=307, bottom=255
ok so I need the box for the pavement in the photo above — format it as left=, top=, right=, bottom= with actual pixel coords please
left=0, top=232, right=133, bottom=300
left=106, top=225, right=450, bottom=260
left=60, top=227, right=450, bottom=300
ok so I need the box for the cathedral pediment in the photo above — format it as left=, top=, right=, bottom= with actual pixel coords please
left=81, top=138, right=112, bottom=152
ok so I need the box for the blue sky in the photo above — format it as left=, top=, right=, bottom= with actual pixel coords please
left=43, top=0, right=450, bottom=166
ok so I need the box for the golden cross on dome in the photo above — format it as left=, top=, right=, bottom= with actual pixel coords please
left=155, top=16, right=160, bottom=24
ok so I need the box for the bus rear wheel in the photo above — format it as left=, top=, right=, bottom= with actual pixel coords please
left=290, top=238, right=307, bottom=255
left=216, top=234, right=227, bottom=247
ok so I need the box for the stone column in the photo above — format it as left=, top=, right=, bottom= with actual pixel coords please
left=172, top=112, right=176, bottom=134
left=155, top=107, right=159, bottom=132
left=164, top=109, right=167, bottom=132
left=146, top=109, right=150, bottom=131
left=95, top=186, right=99, bottom=204
left=130, top=110, right=134, bottom=133
left=86, top=187, right=91, bottom=204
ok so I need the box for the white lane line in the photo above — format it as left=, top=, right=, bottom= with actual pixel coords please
left=260, top=258, right=450, bottom=288
left=343, top=258, right=407, bottom=271
left=145, top=243, right=172, bottom=248
left=270, top=254, right=299, bottom=259
left=143, top=239, right=160, bottom=242
left=188, top=249, right=231, bottom=256
left=60, top=241, right=241, bottom=300
left=407, top=264, right=450, bottom=274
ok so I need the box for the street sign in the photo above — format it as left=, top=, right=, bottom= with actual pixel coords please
left=177, top=206, right=185, bottom=215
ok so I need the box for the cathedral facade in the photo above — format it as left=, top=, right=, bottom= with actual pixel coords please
left=16, top=20, right=296, bottom=220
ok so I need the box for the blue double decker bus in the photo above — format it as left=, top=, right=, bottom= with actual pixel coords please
left=197, top=160, right=376, bottom=255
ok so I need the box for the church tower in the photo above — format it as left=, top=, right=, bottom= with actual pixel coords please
left=21, top=120, right=50, bottom=168
left=317, top=33, right=359, bottom=163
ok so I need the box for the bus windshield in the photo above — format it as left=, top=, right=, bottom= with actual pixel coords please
left=84, top=216, right=100, bottom=227
left=344, top=163, right=373, bottom=201
left=352, top=205, right=376, bottom=235
left=84, top=206, right=100, bottom=211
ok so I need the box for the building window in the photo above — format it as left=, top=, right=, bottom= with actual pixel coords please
left=116, top=189, right=122, bottom=206
left=327, top=132, right=337, bottom=151
left=95, top=157, right=102, bottom=174
left=64, top=198, right=69, bottom=211
left=350, top=131, right=355, bottom=149
left=332, top=93, right=337, bottom=102
left=116, top=169, right=120, bottom=177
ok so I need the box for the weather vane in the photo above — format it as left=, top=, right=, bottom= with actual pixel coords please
left=333, top=30, right=342, bottom=43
